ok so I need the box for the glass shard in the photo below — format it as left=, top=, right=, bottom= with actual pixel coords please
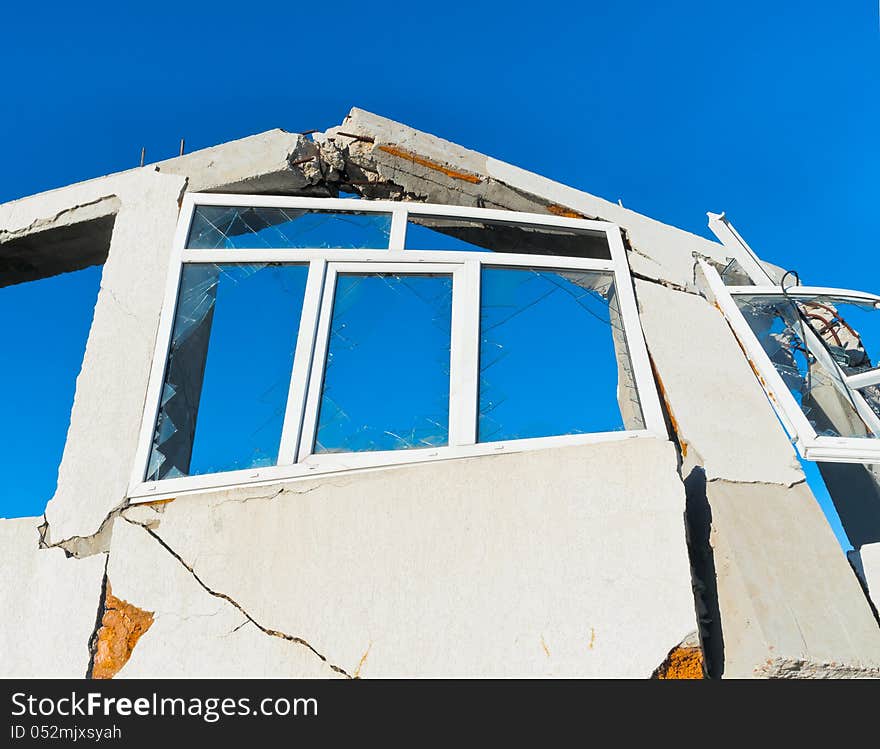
left=734, top=295, right=872, bottom=438
left=478, top=268, right=642, bottom=442
left=315, top=273, right=452, bottom=453
left=187, top=206, right=391, bottom=249
left=147, top=263, right=308, bottom=480
left=405, top=215, right=611, bottom=259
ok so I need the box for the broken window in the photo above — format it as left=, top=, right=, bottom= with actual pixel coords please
left=701, top=258, right=880, bottom=463
left=147, top=263, right=309, bottom=480
left=315, top=273, right=453, bottom=452
left=733, top=295, right=872, bottom=439
left=187, top=205, right=392, bottom=249
left=405, top=215, right=612, bottom=258
left=131, top=195, right=665, bottom=498
left=479, top=268, right=643, bottom=441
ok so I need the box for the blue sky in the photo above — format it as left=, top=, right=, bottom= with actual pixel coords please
left=1, top=2, right=877, bottom=544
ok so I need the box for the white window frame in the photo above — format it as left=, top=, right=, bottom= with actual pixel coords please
left=128, top=193, right=667, bottom=501
left=700, top=257, right=880, bottom=463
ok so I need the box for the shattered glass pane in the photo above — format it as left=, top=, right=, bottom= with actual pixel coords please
left=860, top=386, right=880, bottom=420
left=187, top=206, right=391, bottom=249
left=734, top=295, right=872, bottom=438
left=405, top=216, right=611, bottom=259
left=315, top=273, right=452, bottom=453
left=799, top=298, right=880, bottom=381
left=147, top=263, right=308, bottom=480
left=478, top=268, right=643, bottom=442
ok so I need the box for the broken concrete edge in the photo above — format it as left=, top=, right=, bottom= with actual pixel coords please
left=755, top=658, right=880, bottom=679
left=651, top=632, right=705, bottom=678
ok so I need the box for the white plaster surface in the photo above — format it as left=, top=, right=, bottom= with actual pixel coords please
left=42, top=171, right=187, bottom=545
left=108, top=519, right=342, bottom=679
left=114, top=439, right=697, bottom=678
left=855, top=542, right=880, bottom=612
left=0, top=517, right=106, bottom=678
left=635, top=279, right=804, bottom=485
left=706, top=480, right=880, bottom=677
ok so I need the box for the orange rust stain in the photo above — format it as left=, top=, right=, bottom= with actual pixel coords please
left=145, top=498, right=175, bottom=508
left=91, top=583, right=154, bottom=679
left=377, top=144, right=483, bottom=184
left=546, top=204, right=587, bottom=219
left=588, top=628, right=596, bottom=650
left=653, top=646, right=704, bottom=679
left=540, top=635, right=550, bottom=657
left=353, top=642, right=372, bottom=679
left=650, top=357, right=687, bottom=457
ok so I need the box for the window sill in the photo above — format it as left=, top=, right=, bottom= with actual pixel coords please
left=127, top=428, right=666, bottom=503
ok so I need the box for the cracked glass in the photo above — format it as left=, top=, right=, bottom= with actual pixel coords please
left=187, top=205, right=391, bottom=249
left=405, top=215, right=611, bottom=259
left=314, top=273, right=452, bottom=452
left=734, top=295, right=873, bottom=438
left=799, top=298, right=880, bottom=382
left=478, top=268, right=643, bottom=442
left=147, top=263, right=308, bottom=480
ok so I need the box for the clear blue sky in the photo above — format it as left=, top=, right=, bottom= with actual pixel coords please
left=1, top=2, right=877, bottom=545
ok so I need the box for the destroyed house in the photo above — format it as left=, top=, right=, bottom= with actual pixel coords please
left=2, top=109, right=880, bottom=678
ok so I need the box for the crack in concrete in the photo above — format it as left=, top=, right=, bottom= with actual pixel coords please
left=120, top=516, right=352, bottom=678
left=41, top=502, right=127, bottom=558
left=85, top=555, right=110, bottom=678
left=212, top=481, right=357, bottom=509
left=0, top=196, right=118, bottom=241
left=99, top=286, right=152, bottom=343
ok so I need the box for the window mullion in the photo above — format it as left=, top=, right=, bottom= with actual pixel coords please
left=277, top=259, right=328, bottom=465
left=297, top=264, right=339, bottom=463
left=449, top=260, right=481, bottom=446
left=389, top=207, right=407, bottom=250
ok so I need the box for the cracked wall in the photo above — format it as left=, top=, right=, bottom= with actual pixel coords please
left=109, top=439, right=696, bottom=678
left=637, top=279, right=880, bottom=676
left=2, top=108, right=879, bottom=678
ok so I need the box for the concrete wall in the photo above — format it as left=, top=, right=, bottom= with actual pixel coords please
left=109, top=439, right=695, bottom=678
left=2, top=110, right=878, bottom=678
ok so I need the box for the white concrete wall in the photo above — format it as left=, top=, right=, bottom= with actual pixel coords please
left=111, top=438, right=696, bottom=678
left=0, top=518, right=106, bottom=678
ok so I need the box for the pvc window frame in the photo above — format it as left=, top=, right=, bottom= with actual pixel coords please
left=128, top=192, right=667, bottom=501
left=700, top=257, right=880, bottom=464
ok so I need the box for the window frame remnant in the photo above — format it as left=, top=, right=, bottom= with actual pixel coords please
left=128, top=193, right=666, bottom=500
left=700, top=258, right=880, bottom=464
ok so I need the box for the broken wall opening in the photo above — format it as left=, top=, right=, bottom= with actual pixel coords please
left=0, top=213, right=112, bottom=518
left=1, top=213, right=115, bottom=287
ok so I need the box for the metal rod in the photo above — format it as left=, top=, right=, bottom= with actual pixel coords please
left=179, top=138, right=185, bottom=157
left=139, top=147, right=145, bottom=167
left=336, top=131, right=375, bottom=143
